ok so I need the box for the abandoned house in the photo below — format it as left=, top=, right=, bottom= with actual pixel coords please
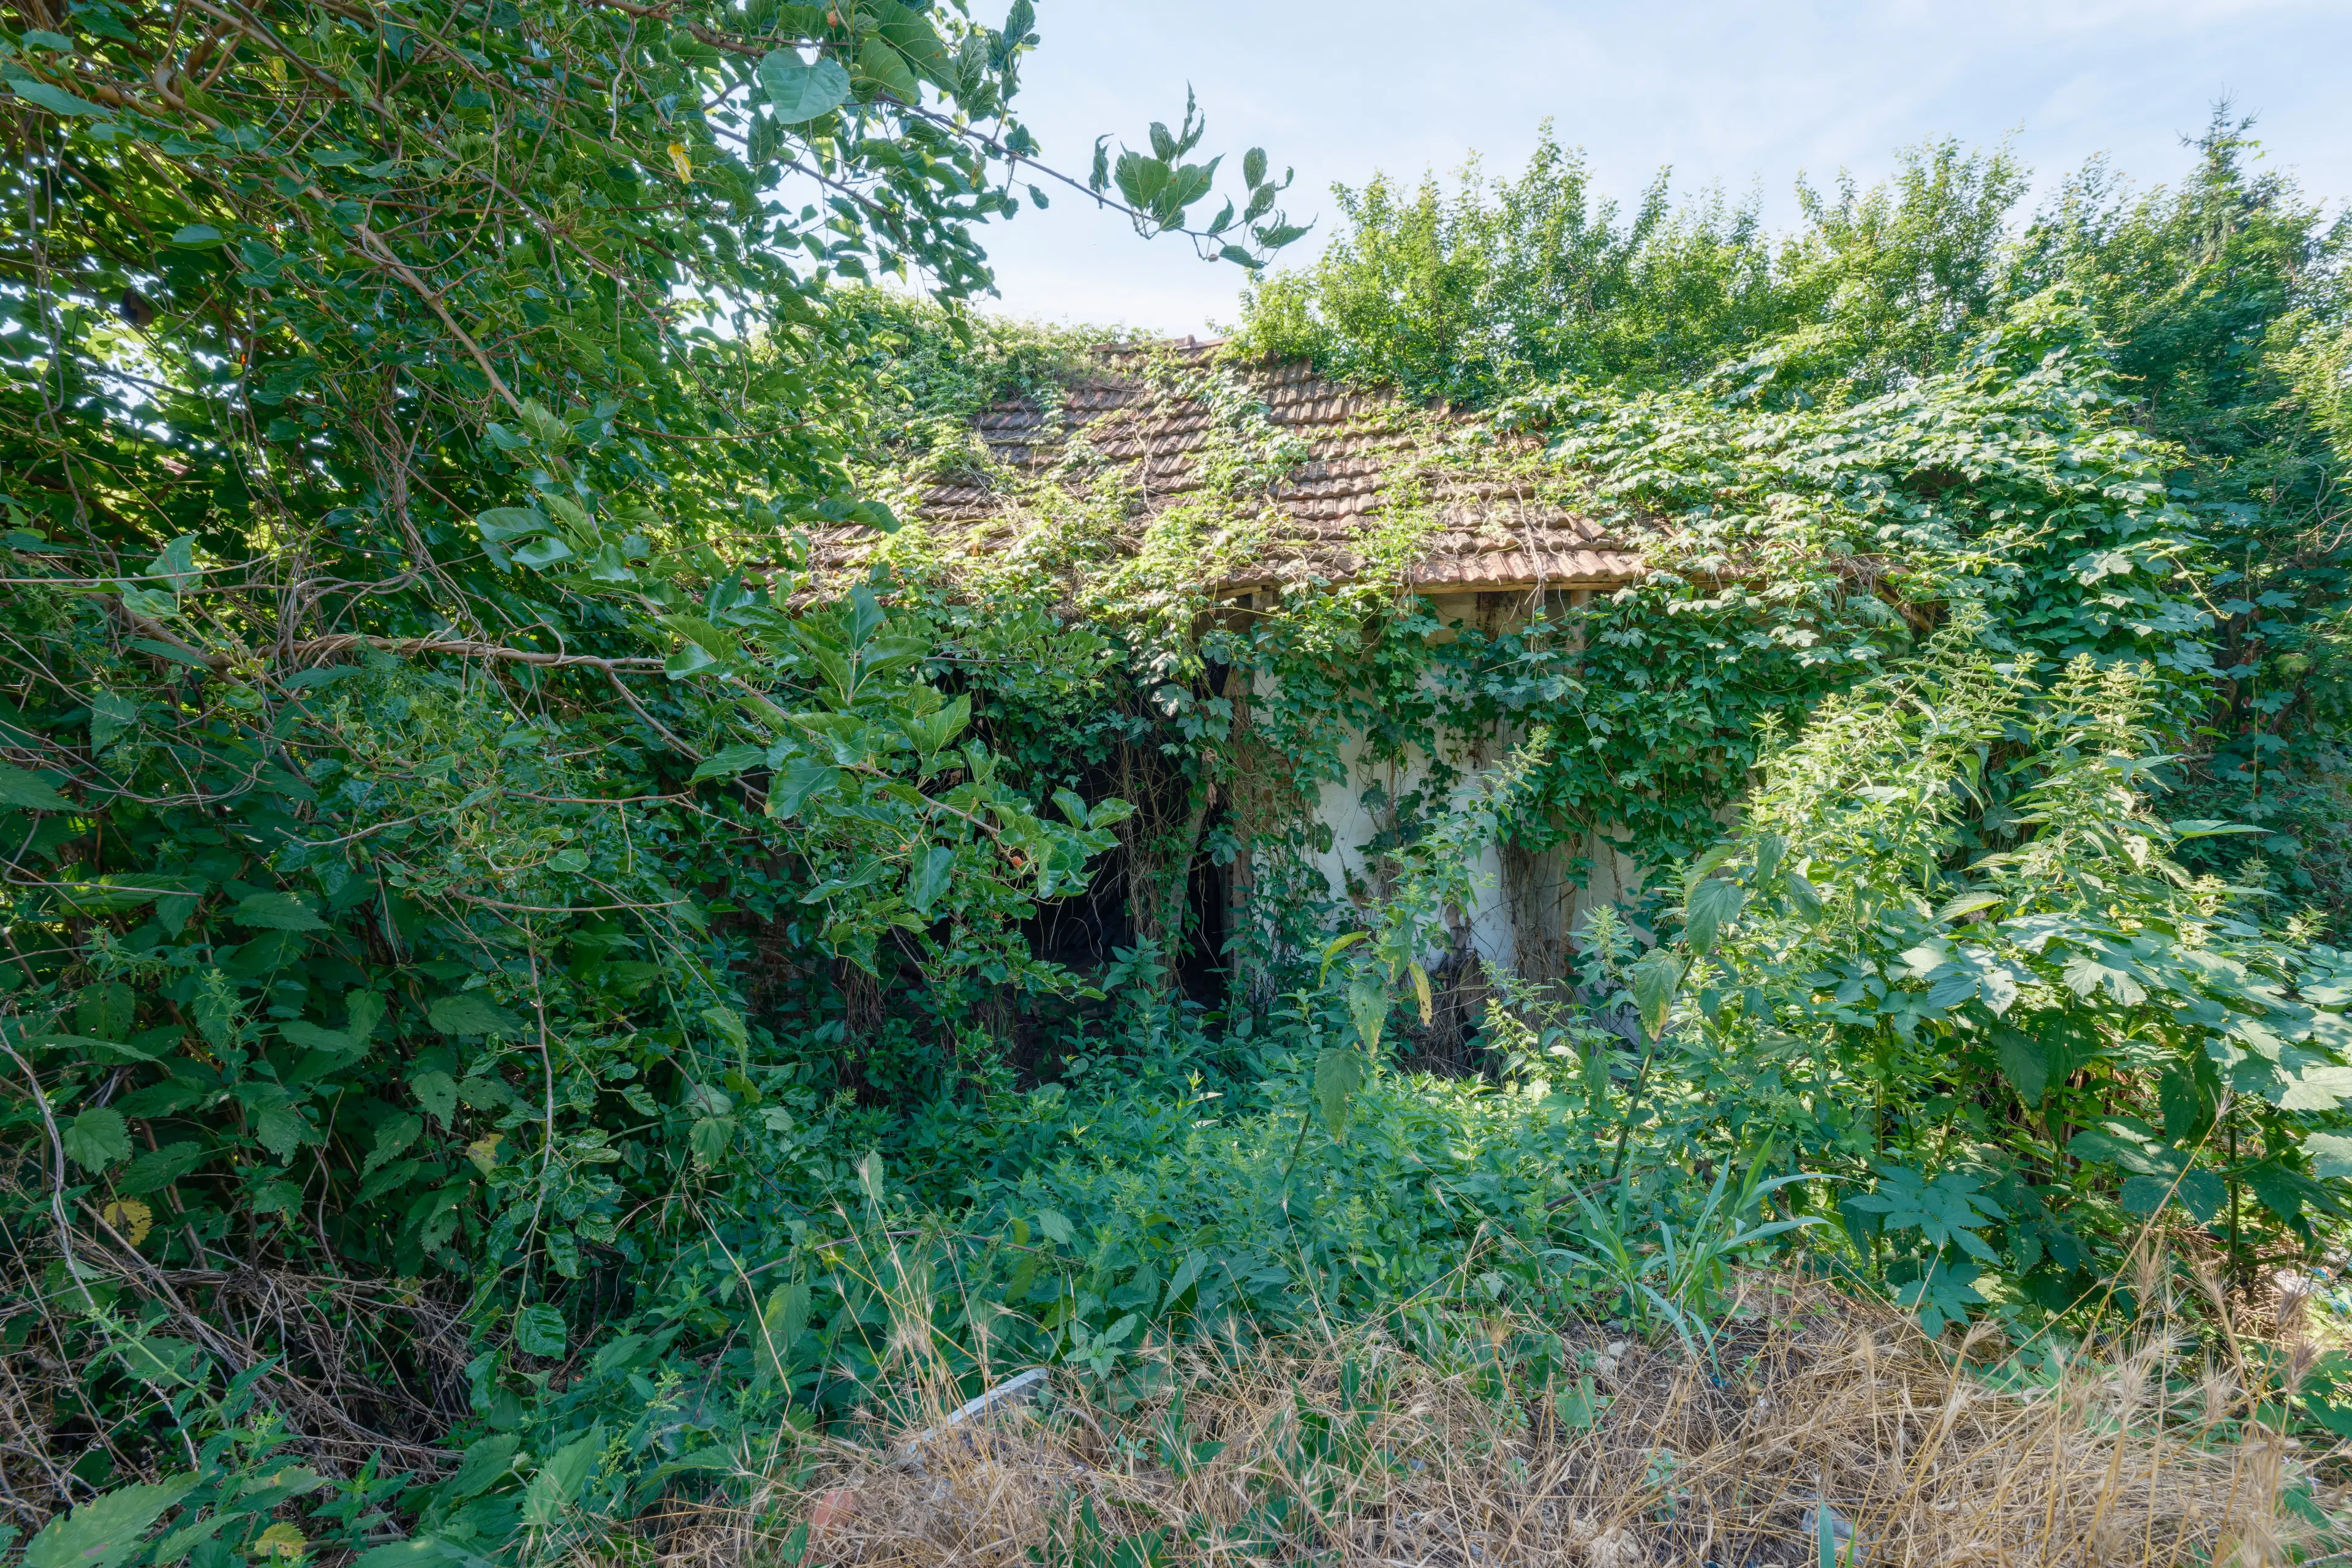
left=797, top=340, right=1669, bottom=1008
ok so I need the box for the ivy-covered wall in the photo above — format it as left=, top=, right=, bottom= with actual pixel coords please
left=820, top=298, right=2229, bottom=1050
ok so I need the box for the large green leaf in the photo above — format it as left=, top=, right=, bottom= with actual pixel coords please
left=690, top=1115, right=734, bottom=1167
left=1994, top=1010, right=2096, bottom=1104
left=232, top=892, right=326, bottom=931
left=1994, top=1025, right=2054, bottom=1104
left=758, top=52, right=850, bottom=123
left=2307, top=1132, right=2352, bottom=1180
left=851, top=37, right=920, bottom=102
left=118, top=1142, right=203, bottom=1197
left=254, top=1104, right=314, bottom=1160
left=1683, top=875, right=1745, bottom=954
left=769, top=757, right=842, bottom=820
left=690, top=744, right=766, bottom=781
left=410, top=1071, right=458, bottom=1125
left=1313, top=1044, right=1365, bottom=1139
left=513, top=1303, right=568, bottom=1358
left=1344, top=976, right=1388, bottom=1054
left=0, top=764, right=72, bottom=811
left=870, top=0, right=951, bottom=83
left=6, top=77, right=108, bottom=116
left=445, top=1434, right=525, bottom=1502
left=62, top=1107, right=131, bottom=1172
left=24, top=1475, right=200, bottom=1568
left=347, top=1539, right=463, bottom=1568
left=1630, top=949, right=1686, bottom=1040
left=901, top=692, right=971, bottom=755
left=2271, top=1058, right=2352, bottom=1112
left=113, top=1332, right=203, bottom=1387
left=2122, top=1169, right=2225, bottom=1221
left=910, top=844, right=956, bottom=914
left=281, top=991, right=385, bottom=1055
left=429, top=993, right=522, bottom=1037
left=521, top=1425, right=604, bottom=1528
left=89, top=690, right=138, bottom=749
left=755, top=1281, right=812, bottom=1383
left=77, top=981, right=135, bottom=1038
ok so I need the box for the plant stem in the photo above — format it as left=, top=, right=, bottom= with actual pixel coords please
left=1607, top=1031, right=1658, bottom=1186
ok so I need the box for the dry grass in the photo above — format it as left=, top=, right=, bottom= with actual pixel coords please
left=631, top=1275, right=2335, bottom=1568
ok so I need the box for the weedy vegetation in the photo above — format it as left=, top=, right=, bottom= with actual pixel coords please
left=0, top=0, right=2349, bottom=1561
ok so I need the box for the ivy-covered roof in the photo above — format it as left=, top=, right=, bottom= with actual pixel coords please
left=810, top=340, right=1652, bottom=595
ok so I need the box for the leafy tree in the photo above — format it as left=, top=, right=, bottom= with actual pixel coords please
left=1238, top=107, right=2350, bottom=929
left=0, top=0, right=1297, bottom=1544
left=1237, top=129, right=2026, bottom=407
left=2017, top=108, right=2352, bottom=911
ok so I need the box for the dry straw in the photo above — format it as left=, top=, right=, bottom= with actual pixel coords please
left=617, top=1269, right=2331, bottom=1568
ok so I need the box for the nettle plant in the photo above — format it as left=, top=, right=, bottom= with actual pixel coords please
left=1620, top=625, right=2352, bottom=1327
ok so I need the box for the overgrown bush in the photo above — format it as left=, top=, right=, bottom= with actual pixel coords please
left=2, top=3, right=2349, bottom=1560
left=1239, top=108, right=2352, bottom=918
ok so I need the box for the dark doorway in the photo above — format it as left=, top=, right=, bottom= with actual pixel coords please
left=1176, top=810, right=1231, bottom=1009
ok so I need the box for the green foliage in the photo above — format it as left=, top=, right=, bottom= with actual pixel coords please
left=1237, top=126, right=2026, bottom=407
left=0, top=0, right=1304, bottom=1551
left=1548, top=1152, right=1823, bottom=1358
left=1085, top=87, right=1306, bottom=266
left=775, top=140, right=2352, bottom=1355
left=6, top=10, right=2350, bottom=1551
left=1240, top=107, right=2349, bottom=919
left=2016, top=113, right=2352, bottom=913
left=1615, top=624, right=2352, bottom=1322
left=826, top=290, right=1126, bottom=483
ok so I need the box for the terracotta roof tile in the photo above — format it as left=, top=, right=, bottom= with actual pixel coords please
left=803, top=341, right=1662, bottom=594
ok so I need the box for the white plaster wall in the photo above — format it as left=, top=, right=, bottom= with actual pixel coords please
left=1298, top=733, right=1619, bottom=974
left=1302, top=734, right=1512, bottom=959
left=1254, top=591, right=1647, bottom=975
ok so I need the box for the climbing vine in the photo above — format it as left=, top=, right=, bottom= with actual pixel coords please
left=834, top=292, right=2223, bottom=1010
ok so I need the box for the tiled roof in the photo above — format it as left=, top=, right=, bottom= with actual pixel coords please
left=804, top=340, right=1656, bottom=595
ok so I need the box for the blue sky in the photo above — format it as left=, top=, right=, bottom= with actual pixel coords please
left=959, top=0, right=2352, bottom=337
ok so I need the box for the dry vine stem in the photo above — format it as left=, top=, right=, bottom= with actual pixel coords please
left=605, top=1277, right=2320, bottom=1568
